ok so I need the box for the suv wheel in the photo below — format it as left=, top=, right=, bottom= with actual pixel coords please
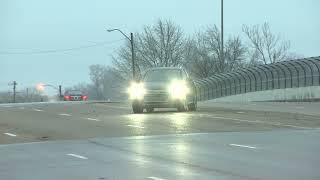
left=132, top=103, right=143, bottom=114
left=177, top=101, right=188, bottom=112
left=146, top=107, right=154, bottom=113
left=188, top=97, right=197, bottom=111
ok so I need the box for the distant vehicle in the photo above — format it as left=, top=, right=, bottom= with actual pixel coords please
left=127, top=67, right=197, bottom=113
left=63, top=90, right=88, bottom=101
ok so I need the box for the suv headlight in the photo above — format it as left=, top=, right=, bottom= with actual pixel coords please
left=168, top=80, right=190, bottom=100
left=127, top=82, right=146, bottom=100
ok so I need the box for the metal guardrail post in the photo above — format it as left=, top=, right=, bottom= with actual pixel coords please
left=306, top=58, right=320, bottom=85
left=263, top=65, right=275, bottom=89
left=299, top=59, right=314, bottom=85
left=294, top=60, right=308, bottom=87
left=245, top=68, right=257, bottom=92
left=255, top=66, right=269, bottom=91
left=234, top=71, right=246, bottom=94
left=219, top=73, right=232, bottom=96
left=224, top=73, right=236, bottom=95
left=238, top=69, right=252, bottom=93
left=287, top=61, right=300, bottom=87
left=208, top=77, right=219, bottom=99
left=277, top=63, right=290, bottom=89
left=212, top=75, right=224, bottom=98
left=268, top=64, right=282, bottom=89
left=228, top=72, right=241, bottom=95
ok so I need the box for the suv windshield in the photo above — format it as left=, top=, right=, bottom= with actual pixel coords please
left=144, top=69, right=182, bottom=82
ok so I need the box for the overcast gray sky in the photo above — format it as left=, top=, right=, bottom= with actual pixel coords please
left=1, top=0, right=319, bottom=94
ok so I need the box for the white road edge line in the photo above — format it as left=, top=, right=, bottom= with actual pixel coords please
left=237, top=112, right=245, bottom=114
left=59, top=113, right=72, bottom=116
left=33, top=108, right=43, bottom=112
left=87, top=118, right=100, bottom=121
left=100, top=104, right=129, bottom=109
left=146, top=177, right=166, bottom=180
left=230, top=144, right=257, bottom=149
left=198, top=114, right=313, bottom=129
left=67, top=153, right=88, bottom=160
left=4, top=133, right=17, bottom=137
left=127, top=124, right=145, bottom=129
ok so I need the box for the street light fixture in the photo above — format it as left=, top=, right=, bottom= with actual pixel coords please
left=36, top=83, right=62, bottom=100
left=107, top=29, right=136, bottom=80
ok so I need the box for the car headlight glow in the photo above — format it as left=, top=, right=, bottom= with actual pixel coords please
left=168, top=79, right=190, bottom=100
left=127, top=82, right=146, bottom=100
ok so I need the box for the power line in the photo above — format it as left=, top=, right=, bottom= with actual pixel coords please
left=0, top=39, right=124, bottom=55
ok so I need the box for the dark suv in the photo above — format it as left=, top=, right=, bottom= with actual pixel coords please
left=127, top=67, right=197, bottom=113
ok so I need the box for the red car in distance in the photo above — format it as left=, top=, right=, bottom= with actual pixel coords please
left=63, top=90, right=88, bottom=101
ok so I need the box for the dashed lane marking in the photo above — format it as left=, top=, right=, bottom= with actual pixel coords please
left=86, top=118, right=100, bottom=121
left=66, top=153, right=88, bottom=160
left=127, top=124, right=145, bottom=129
left=59, top=113, right=72, bottom=117
left=146, top=177, right=166, bottom=180
left=4, top=133, right=17, bottom=137
left=230, top=144, right=257, bottom=149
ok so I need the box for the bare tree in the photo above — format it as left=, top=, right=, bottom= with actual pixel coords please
left=88, top=65, right=125, bottom=100
left=184, top=25, right=246, bottom=78
left=89, top=64, right=107, bottom=99
left=0, top=88, right=48, bottom=103
left=242, top=22, right=290, bottom=64
left=112, top=19, right=185, bottom=80
left=184, top=35, right=216, bottom=78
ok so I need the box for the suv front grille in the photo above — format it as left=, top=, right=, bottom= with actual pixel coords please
left=144, top=91, right=169, bottom=102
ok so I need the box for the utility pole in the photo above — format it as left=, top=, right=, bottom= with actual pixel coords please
left=59, top=85, right=62, bottom=100
left=13, top=81, right=17, bottom=103
left=221, top=0, right=224, bottom=62
left=130, top=32, right=136, bottom=80
left=26, top=88, right=29, bottom=102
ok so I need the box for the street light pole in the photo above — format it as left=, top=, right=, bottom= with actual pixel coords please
left=130, top=33, right=136, bottom=80
left=221, top=0, right=224, bottom=62
left=107, top=29, right=135, bottom=80
left=13, top=81, right=17, bottom=103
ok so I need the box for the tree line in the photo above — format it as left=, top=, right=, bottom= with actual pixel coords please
left=0, top=87, right=48, bottom=103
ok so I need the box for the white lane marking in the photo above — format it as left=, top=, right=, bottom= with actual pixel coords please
left=19, top=107, right=25, bottom=110
left=127, top=124, right=145, bottom=129
left=67, top=153, right=88, bottom=160
left=230, top=144, right=257, bottom=149
left=237, top=111, right=245, bottom=114
left=33, top=108, right=43, bottom=112
left=3, top=106, right=13, bottom=108
left=4, top=133, right=17, bottom=137
left=198, top=113, right=313, bottom=129
left=87, top=118, right=100, bottom=121
left=59, top=113, right=72, bottom=116
left=146, top=177, right=166, bottom=180
left=99, top=104, right=130, bottom=109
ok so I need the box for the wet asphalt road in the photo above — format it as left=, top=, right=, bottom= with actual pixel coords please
left=0, top=101, right=320, bottom=179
